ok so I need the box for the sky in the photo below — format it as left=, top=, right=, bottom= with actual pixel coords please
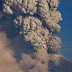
left=57, top=0, right=72, bottom=61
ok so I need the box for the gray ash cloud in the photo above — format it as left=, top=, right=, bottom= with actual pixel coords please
left=1, top=0, right=71, bottom=72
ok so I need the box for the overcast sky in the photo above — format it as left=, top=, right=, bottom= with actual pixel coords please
left=57, top=0, right=72, bottom=61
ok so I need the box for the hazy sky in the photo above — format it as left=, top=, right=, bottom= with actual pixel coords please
left=57, top=0, right=72, bottom=61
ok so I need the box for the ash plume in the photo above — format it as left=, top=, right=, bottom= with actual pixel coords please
left=0, top=32, right=23, bottom=72
left=0, top=0, right=72, bottom=72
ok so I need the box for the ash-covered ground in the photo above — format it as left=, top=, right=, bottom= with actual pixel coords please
left=0, top=0, right=72, bottom=72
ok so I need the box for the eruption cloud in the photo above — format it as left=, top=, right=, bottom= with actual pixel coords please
left=0, top=0, right=72, bottom=72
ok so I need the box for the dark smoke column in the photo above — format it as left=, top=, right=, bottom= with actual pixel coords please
left=1, top=0, right=72, bottom=72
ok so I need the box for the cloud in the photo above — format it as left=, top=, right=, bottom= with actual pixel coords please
left=0, top=32, right=23, bottom=72
left=0, top=0, right=64, bottom=72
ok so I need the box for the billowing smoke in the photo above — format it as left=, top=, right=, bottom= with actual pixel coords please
left=0, top=32, right=23, bottom=72
left=0, top=0, right=66, bottom=72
